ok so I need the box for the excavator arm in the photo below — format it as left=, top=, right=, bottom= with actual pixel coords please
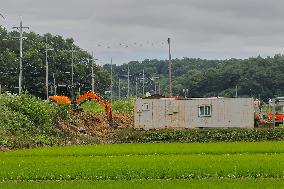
left=50, top=91, right=114, bottom=127
left=75, top=91, right=113, bottom=124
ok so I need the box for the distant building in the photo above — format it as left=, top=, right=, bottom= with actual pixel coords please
left=134, top=97, right=255, bottom=129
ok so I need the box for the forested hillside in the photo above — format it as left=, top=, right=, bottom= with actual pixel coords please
left=105, top=55, right=284, bottom=101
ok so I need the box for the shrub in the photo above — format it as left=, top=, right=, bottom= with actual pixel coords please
left=81, top=98, right=134, bottom=114
left=113, top=128, right=284, bottom=143
left=0, top=93, right=73, bottom=149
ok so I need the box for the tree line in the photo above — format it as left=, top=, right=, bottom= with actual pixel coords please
left=1, top=26, right=283, bottom=101
left=105, top=55, right=284, bottom=101
left=0, top=26, right=110, bottom=99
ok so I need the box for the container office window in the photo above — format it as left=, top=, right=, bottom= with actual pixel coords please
left=142, top=103, right=150, bottom=111
left=199, top=105, right=211, bottom=117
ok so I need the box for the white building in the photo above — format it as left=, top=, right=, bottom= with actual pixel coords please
left=134, top=97, right=255, bottom=130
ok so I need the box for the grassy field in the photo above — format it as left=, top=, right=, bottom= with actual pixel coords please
left=0, top=142, right=283, bottom=188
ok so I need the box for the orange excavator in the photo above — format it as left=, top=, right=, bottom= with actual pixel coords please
left=49, top=90, right=113, bottom=127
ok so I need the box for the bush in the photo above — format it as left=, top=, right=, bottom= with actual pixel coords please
left=0, top=93, right=58, bottom=133
left=81, top=98, right=134, bottom=114
left=113, top=128, right=284, bottom=143
left=0, top=93, right=73, bottom=149
left=112, top=98, right=134, bottom=114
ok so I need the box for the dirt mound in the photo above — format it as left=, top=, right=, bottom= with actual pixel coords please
left=112, top=113, right=134, bottom=129
left=59, top=111, right=133, bottom=137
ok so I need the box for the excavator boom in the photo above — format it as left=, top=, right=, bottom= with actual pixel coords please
left=49, top=91, right=113, bottom=127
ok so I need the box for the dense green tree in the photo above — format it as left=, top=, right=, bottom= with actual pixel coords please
left=0, top=27, right=111, bottom=98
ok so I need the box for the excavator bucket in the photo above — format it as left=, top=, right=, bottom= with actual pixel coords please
left=49, top=96, right=71, bottom=105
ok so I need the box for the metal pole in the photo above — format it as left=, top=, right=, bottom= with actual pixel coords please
left=45, top=45, right=48, bottom=100
left=91, top=51, right=95, bottom=92
left=158, top=82, right=161, bottom=95
left=272, top=98, right=276, bottom=128
left=45, top=37, right=54, bottom=101
left=0, top=84, right=2, bottom=94
left=71, top=46, right=74, bottom=99
left=64, top=46, right=77, bottom=99
left=127, top=64, right=130, bottom=98
left=53, top=73, right=56, bottom=95
left=167, top=37, right=172, bottom=97
left=135, top=77, right=138, bottom=98
left=118, top=78, right=121, bottom=100
left=110, top=58, right=113, bottom=102
left=19, top=23, right=23, bottom=94
left=13, top=18, right=29, bottom=94
left=142, top=69, right=145, bottom=97
left=235, top=85, right=238, bottom=97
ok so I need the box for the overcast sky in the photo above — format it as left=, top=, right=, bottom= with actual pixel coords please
left=1, top=0, right=284, bottom=64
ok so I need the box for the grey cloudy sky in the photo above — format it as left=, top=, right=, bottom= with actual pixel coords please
left=1, top=0, right=284, bottom=64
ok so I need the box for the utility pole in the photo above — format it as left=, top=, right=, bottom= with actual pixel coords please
left=127, top=64, right=130, bottom=98
left=167, top=37, right=172, bottom=97
left=64, top=45, right=77, bottom=99
left=13, top=18, right=29, bottom=94
left=272, top=98, right=276, bottom=128
left=45, top=36, right=54, bottom=101
left=53, top=73, right=56, bottom=95
left=135, top=77, right=138, bottom=98
left=235, top=85, right=238, bottom=97
left=110, top=58, right=113, bottom=102
left=154, top=82, right=157, bottom=94
left=142, top=69, right=145, bottom=97
left=118, top=78, right=121, bottom=100
left=91, top=52, right=95, bottom=92
left=86, top=52, right=97, bottom=92
left=151, top=76, right=159, bottom=94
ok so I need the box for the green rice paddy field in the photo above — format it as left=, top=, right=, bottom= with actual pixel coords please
left=0, top=142, right=284, bottom=188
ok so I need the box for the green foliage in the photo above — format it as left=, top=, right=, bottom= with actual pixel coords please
left=0, top=26, right=111, bottom=97
left=2, top=23, right=284, bottom=101
left=0, top=93, right=72, bottom=148
left=105, top=55, right=284, bottom=101
left=81, top=98, right=134, bottom=114
left=0, top=93, right=56, bottom=132
left=111, top=98, right=134, bottom=114
left=113, top=128, right=284, bottom=143
left=80, top=100, right=106, bottom=113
